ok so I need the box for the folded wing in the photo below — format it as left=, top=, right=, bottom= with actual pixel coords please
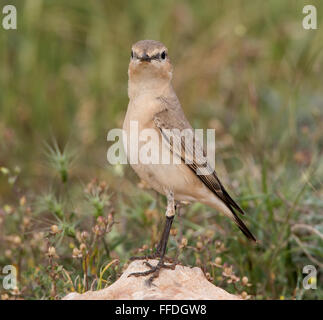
left=154, top=96, right=256, bottom=241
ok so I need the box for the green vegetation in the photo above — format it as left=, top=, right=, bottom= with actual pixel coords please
left=0, top=0, right=322, bottom=299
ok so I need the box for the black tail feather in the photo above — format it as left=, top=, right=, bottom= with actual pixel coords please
left=219, top=182, right=245, bottom=216
left=233, top=213, right=256, bottom=242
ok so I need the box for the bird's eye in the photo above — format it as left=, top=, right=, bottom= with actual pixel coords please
left=161, top=51, right=166, bottom=60
left=131, top=50, right=134, bottom=58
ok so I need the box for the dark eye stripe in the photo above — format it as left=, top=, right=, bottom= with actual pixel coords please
left=135, top=52, right=167, bottom=61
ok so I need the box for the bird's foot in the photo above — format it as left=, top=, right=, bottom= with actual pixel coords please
left=128, top=258, right=178, bottom=286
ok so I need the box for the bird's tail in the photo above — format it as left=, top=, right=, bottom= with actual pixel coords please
left=231, top=212, right=256, bottom=242
left=207, top=197, right=256, bottom=242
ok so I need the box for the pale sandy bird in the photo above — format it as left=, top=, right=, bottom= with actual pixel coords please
left=123, top=40, right=256, bottom=284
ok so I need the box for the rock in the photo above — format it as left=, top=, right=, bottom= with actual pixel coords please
left=63, top=259, right=240, bottom=300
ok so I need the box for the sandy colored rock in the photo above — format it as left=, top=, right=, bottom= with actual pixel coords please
left=63, top=259, right=240, bottom=300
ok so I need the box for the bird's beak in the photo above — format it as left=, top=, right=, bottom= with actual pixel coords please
left=139, top=53, right=151, bottom=62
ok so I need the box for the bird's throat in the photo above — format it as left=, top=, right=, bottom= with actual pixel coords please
left=128, top=77, right=172, bottom=100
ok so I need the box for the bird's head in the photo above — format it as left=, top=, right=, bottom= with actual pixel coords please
left=128, top=40, right=173, bottom=85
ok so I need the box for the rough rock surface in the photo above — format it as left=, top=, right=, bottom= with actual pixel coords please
left=63, top=259, right=240, bottom=300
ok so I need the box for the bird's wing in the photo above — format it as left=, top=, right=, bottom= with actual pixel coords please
left=154, top=96, right=256, bottom=241
left=154, top=96, right=244, bottom=215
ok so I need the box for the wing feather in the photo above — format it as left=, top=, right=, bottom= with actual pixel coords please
left=154, top=96, right=256, bottom=241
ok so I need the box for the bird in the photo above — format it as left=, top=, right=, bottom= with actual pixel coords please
left=123, top=39, right=256, bottom=285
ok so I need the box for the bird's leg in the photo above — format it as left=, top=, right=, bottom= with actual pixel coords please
left=129, top=191, right=176, bottom=262
left=128, top=191, right=178, bottom=285
left=129, top=219, right=174, bottom=262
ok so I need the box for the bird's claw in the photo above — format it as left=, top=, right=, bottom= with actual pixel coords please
left=128, top=258, right=177, bottom=286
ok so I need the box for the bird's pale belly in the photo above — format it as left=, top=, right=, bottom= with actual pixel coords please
left=130, top=161, right=201, bottom=202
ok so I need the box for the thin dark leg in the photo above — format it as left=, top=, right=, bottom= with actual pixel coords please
left=156, top=216, right=174, bottom=256
left=130, top=215, right=175, bottom=262
left=128, top=215, right=178, bottom=285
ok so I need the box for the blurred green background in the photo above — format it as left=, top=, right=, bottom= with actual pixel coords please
left=0, top=0, right=322, bottom=299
